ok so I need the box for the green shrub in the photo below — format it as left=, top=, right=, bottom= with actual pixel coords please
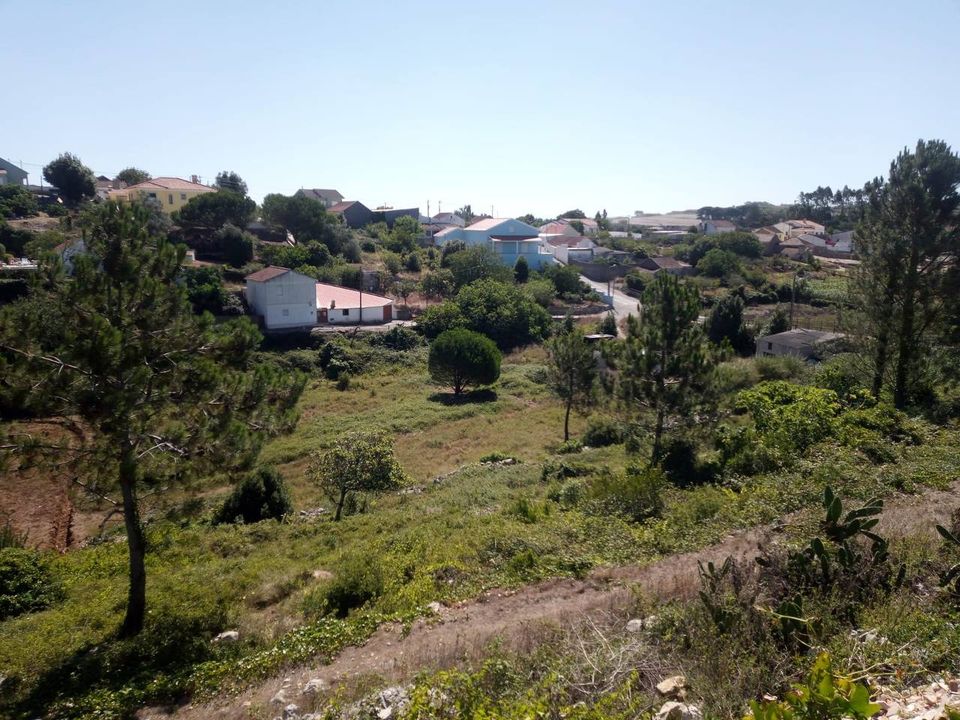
left=556, top=439, right=583, bottom=454
left=0, top=548, right=61, bottom=620
left=755, top=355, right=807, bottom=382
left=405, top=252, right=421, bottom=272
left=214, top=467, right=292, bottom=525
left=371, top=325, right=422, bottom=351
left=456, top=279, right=552, bottom=349
left=308, top=554, right=384, bottom=618
left=215, top=223, right=255, bottom=267
left=582, top=418, right=624, bottom=447
left=661, top=437, right=717, bottom=487
left=343, top=239, right=362, bottom=263
left=547, top=480, right=585, bottom=509
left=507, top=496, right=547, bottom=524
left=428, top=328, right=501, bottom=395
left=586, top=465, right=665, bottom=522
left=336, top=372, right=352, bottom=391
left=417, top=301, right=467, bottom=339
left=523, top=278, right=556, bottom=308
left=737, top=381, right=841, bottom=453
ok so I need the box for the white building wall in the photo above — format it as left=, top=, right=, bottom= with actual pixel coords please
left=246, top=271, right=317, bottom=329
left=326, top=305, right=387, bottom=324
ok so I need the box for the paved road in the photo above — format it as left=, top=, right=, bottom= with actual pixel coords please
left=579, top=275, right=641, bottom=320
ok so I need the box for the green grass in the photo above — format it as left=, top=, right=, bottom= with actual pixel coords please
left=1, top=350, right=959, bottom=718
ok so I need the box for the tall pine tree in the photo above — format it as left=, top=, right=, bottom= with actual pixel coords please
left=0, top=202, right=304, bottom=636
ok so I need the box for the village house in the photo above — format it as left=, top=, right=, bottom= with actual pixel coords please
left=0, top=158, right=28, bottom=186
left=774, top=219, right=827, bottom=238
left=755, top=328, right=844, bottom=361
left=327, top=200, right=374, bottom=229
left=315, top=283, right=393, bottom=324
left=432, top=212, right=465, bottom=228
left=244, top=266, right=318, bottom=330
left=295, top=188, right=344, bottom=208
left=436, top=217, right=555, bottom=270
left=540, top=235, right=596, bottom=264
left=108, top=176, right=215, bottom=214
left=700, top=219, right=737, bottom=235
left=637, top=256, right=695, bottom=276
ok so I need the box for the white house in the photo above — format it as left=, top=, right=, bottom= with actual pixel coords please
left=316, top=283, right=393, bottom=324
left=700, top=219, right=736, bottom=235
left=245, top=266, right=318, bottom=330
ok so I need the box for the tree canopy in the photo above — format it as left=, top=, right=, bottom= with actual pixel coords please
left=115, top=167, right=151, bottom=187
left=428, top=328, right=502, bottom=396
left=42, top=152, right=96, bottom=206
left=0, top=202, right=304, bottom=635
left=174, top=190, right=256, bottom=231
left=455, top=279, right=552, bottom=349
left=546, top=324, right=597, bottom=441
left=261, top=193, right=346, bottom=255
left=215, top=171, right=248, bottom=196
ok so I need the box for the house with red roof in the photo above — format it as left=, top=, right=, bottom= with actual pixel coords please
left=107, top=176, right=215, bottom=214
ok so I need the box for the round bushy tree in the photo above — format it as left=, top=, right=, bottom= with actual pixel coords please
left=42, top=152, right=96, bottom=206
left=428, top=328, right=501, bottom=395
left=214, top=466, right=292, bottom=524
left=706, top=293, right=754, bottom=355
left=455, top=279, right=552, bottom=349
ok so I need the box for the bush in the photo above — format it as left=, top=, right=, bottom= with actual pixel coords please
left=455, top=279, right=552, bottom=349
left=587, top=465, right=665, bottom=522
left=556, top=439, right=583, bottom=454
left=0, top=548, right=61, bottom=620
left=661, top=437, right=717, bottom=487
left=420, top=269, right=455, bottom=299
left=706, top=293, right=754, bottom=355
left=382, top=251, right=402, bottom=275
left=0, top=185, right=39, bottom=218
left=596, top=312, right=618, bottom=336
left=336, top=372, right=352, bottom=391
left=308, top=554, right=384, bottom=618
left=371, top=325, right=422, bottom=351
left=343, top=239, right=362, bottom=263
left=697, top=248, right=741, bottom=278
left=543, top=264, right=583, bottom=296
left=428, top=328, right=501, bottom=395
left=514, top=256, right=529, bottom=283
left=447, top=245, right=513, bottom=289
left=417, top=301, right=467, bottom=339
left=215, top=224, right=255, bottom=267
left=582, top=418, right=624, bottom=447
left=405, top=252, right=421, bottom=272
left=523, top=278, right=556, bottom=308
left=214, top=467, right=293, bottom=525
left=737, top=381, right=841, bottom=453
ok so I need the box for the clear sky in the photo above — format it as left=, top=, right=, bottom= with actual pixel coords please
left=3, top=0, right=958, bottom=218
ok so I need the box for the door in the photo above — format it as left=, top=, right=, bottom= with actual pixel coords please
left=318, top=308, right=328, bottom=323
left=383, top=304, right=392, bottom=322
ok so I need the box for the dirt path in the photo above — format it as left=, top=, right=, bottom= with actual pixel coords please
left=161, top=483, right=960, bottom=719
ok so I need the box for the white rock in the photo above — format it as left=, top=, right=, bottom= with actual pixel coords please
left=378, top=708, right=392, bottom=719
left=283, top=703, right=300, bottom=719
left=271, top=689, right=288, bottom=706
left=427, top=601, right=443, bottom=614
left=656, top=676, right=687, bottom=698
left=303, top=678, right=327, bottom=695
left=654, top=701, right=703, bottom=720
left=626, top=618, right=645, bottom=633
left=212, top=630, right=239, bottom=643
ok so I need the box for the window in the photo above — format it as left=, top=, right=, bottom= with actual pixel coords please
left=342, top=309, right=349, bottom=316
left=168, top=193, right=174, bottom=205
left=181, top=193, right=187, bottom=201
left=282, top=309, right=289, bottom=317
left=147, top=192, right=157, bottom=199
left=767, top=342, right=773, bottom=350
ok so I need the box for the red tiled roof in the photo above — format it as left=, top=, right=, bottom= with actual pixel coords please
left=121, top=177, right=215, bottom=192
left=327, top=201, right=357, bottom=213
left=245, top=266, right=290, bottom=282
left=316, top=283, right=392, bottom=309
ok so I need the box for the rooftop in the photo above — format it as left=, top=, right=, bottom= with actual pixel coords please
left=316, top=283, right=392, bottom=309
left=245, top=266, right=291, bottom=282
left=763, top=328, right=844, bottom=351
left=119, top=177, right=215, bottom=192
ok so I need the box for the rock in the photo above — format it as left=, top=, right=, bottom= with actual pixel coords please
left=626, top=618, right=645, bottom=633
left=655, top=701, right=703, bottom=720
left=271, top=689, right=288, bottom=706
left=427, top=601, right=443, bottom=614
left=312, top=570, right=334, bottom=581
left=377, top=708, right=392, bottom=719
left=212, top=630, right=239, bottom=643
left=656, top=675, right=687, bottom=698
left=283, top=703, right=300, bottom=719
left=303, top=678, right=327, bottom=695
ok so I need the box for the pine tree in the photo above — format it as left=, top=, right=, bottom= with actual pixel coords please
left=546, top=324, right=597, bottom=441
left=619, top=274, right=715, bottom=464
left=0, top=202, right=304, bottom=636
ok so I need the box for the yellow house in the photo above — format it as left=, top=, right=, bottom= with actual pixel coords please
left=108, top=176, right=216, bottom=214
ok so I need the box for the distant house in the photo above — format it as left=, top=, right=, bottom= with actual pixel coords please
left=432, top=212, right=465, bottom=228
left=328, top=200, right=374, bottom=229
left=541, top=235, right=596, bottom=263
left=539, top=220, right=581, bottom=237
left=245, top=266, right=318, bottom=330
left=637, top=256, right=694, bottom=276
left=108, top=177, right=215, bottom=215
left=796, top=233, right=828, bottom=249
left=374, top=206, right=420, bottom=228
left=753, top=226, right=782, bottom=247
left=315, top=283, right=393, bottom=324
left=774, top=219, right=826, bottom=238
left=756, top=328, right=844, bottom=361
left=436, top=217, right=555, bottom=270
left=700, top=219, right=736, bottom=235
left=295, top=188, right=344, bottom=208
left=828, top=231, right=855, bottom=254
left=0, top=158, right=28, bottom=187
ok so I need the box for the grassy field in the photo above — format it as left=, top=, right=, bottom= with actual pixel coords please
left=1, top=346, right=959, bottom=718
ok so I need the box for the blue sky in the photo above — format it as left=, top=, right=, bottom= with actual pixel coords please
left=2, top=0, right=958, bottom=217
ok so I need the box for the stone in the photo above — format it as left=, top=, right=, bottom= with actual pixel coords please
left=377, top=708, right=392, bottom=720
left=303, top=678, right=327, bottom=695
left=271, top=689, right=288, bottom=706
left=312, top=570, right=334, bottom=581
left=626, top=618, right=644, bottom=633
left=950, top=679, right=960, bottom=692
left=654, top=701, right=703, bottom=720
left=212, top=630, right=239, bottom=643
left=656, top=676, right=687, bottom=698
left=283, top=703, right=300, bottom=719
left=427, top=601, right=443, bottom=614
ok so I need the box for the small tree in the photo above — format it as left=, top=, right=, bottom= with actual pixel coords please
left=767, top=305, right=790, bottom=335
left=215, top=171, right=248, bottom=196
left=42, top=152, right=96, bottom=206
left=115, top=167, right=151, bottom=187
left=455, top=279, right=552, bottom=349
left=216, top=223, right=255, bottom=267
left=214, top=467, right=292, bottom=524
left=706, top=293, right=753, bottom=355
left=308, top=431, right=406, bottom=521
left=619, top=274, right=716, bottom=464
left=547, top=325, right=597, bottom=441
left=174, top=190, right=256, bottom=231
left=420, top=269, right=454, bottom=299
left=428, top=328, right=501, bottom=395
left=514, top=256, right=529, bottom=283
left=397, top=280, right=417, bottom=305
left=448, top=245, right=513, bottom=289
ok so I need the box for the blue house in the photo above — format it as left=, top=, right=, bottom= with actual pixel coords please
left=434, top=217, right=555, bottom=270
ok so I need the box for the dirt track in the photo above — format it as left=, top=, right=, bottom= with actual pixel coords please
left=163, top=483, right=960, bottom=719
